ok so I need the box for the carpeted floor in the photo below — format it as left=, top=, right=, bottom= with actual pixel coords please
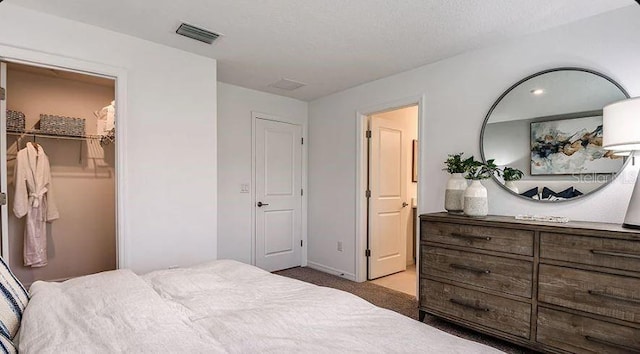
left=275, top=266, right=538, bottom=354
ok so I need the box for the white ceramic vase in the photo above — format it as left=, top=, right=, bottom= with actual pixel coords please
left=464, top=180, right=488, bottom=217
left=505, top=180, right=519, bottom=194
left=444, top=173, right=467, bottom=214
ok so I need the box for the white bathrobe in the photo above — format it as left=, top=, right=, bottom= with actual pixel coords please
left=95, top=101, right=115, bottom=135
left=13, top=143, right=59, bottom=267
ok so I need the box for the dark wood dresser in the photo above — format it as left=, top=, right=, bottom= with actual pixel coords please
left=419, top=212, right=640, bottom=353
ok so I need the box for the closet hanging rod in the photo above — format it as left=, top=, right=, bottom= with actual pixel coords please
left=8, top=131, right=103, bottom=164
left=7, top=131, right=101, bottom=141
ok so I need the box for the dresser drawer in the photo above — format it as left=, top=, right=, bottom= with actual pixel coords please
left=538, top=264, right=640, bottom=323
left=540, top=232, right=640, bottom=272
left=421, top=279, right=531, bottom=338
left=421, top=221, right=533, bottom=256
left=421, top=246, right=532, bottom=298
left=537, top=307, right=640, bottom=354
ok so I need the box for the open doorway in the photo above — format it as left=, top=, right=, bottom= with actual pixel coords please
left=365, top=104, right=418, bottom=296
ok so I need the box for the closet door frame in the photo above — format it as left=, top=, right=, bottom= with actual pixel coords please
left=0, top=62, right=7, bottom=261
left=0, top=45, right=128, bottom=269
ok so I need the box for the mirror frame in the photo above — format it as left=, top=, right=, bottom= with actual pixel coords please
left=480, top=67, right=630, bottom=202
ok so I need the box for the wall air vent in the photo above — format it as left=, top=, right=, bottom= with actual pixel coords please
left=176, top=23, right=220, bottom=44
left=268, top=79, right=306, bottom=91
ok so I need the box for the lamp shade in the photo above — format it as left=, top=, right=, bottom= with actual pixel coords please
left=613, top=150, right=632, bottom=157
left=603, top=97, right=640, bottom=151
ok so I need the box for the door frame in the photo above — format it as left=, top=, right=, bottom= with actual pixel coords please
left=0, top=62, right=6, bottom=262
left=0, top=44, right=129, bottom=268
left=355, top=95, right=425, bottom=284
left=251, top=111, right=308, bottom=268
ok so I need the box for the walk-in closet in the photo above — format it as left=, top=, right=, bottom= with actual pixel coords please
left=1, top=61, right=117, bottom=286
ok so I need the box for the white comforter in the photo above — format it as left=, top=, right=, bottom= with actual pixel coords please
left=19, top=269, right=226, bottom=353
left=143, top=260, right=501, bottom=353
left=20, top=260, right=502, bottom=353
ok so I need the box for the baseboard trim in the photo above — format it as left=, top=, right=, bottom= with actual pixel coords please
left=307, top=261, right=357, bottom=282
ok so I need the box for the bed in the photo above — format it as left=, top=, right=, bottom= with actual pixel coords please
left=15, top=260, right=501, bottom=353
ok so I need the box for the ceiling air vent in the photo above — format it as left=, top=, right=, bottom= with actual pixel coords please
left=268, top=79, right=306, bottom=91
left=176, top=23, right=220, bottom=44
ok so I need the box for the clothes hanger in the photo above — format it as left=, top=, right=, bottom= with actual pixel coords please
left=31, top=136, right=39, bottom=151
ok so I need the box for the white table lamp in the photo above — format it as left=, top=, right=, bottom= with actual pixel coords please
left=603, top=97, right=640, bottom=229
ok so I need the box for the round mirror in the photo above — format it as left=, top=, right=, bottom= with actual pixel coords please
left=480, top=68, right=629, bottom=202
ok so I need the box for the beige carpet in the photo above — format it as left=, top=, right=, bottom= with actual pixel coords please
left=275, top=266, right=538, bottom=354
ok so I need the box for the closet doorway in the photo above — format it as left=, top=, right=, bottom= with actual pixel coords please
left=0, top=61, right=117, bottom=286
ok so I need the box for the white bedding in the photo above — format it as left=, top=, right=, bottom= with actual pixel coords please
left=143, top=260, right=501, bottom=353
left=19, top=269, right=226, bottom=353
left=19, top=260, right=502, bottom=353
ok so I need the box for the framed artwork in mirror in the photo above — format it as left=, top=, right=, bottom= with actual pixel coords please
left=530, top=115, right=624, bottom=175
left=412, top=139, right=418, bottom=182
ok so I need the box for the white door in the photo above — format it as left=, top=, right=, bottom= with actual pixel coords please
left=0, top=62, right=8, bottom=261
left=255, top=118, right=302, bottom=271
left=368, top=115, right=407, bottom=279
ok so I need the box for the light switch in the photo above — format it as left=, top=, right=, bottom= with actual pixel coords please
left=240, top=183, right=250, bottom=193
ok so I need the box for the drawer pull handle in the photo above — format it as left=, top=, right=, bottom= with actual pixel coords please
left=449, top=298, right=490, bottom=312
left=450, top=233, right=492, bottom=241
left=590, top=249, right=640, bottom=260
left=588, top=290, right=640, bottom=304
left=450, top=263, right=491, bottom=274
left=585, top=335, right=640, bottom=353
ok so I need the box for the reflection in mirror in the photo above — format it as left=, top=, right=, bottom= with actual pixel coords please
left=481, top=68, right=629, bottom=202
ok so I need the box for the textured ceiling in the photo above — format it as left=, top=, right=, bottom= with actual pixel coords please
left=11, top=0, right=633, bottom=101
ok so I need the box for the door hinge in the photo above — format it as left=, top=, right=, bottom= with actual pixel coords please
left=301, top=189, right=304, bottom=196
left=365, top=130, right=371, bottom=139
left=301, top=137, right=304, bottom=145
left=0, top=87, right=5, bottom=101
left=365, top=190, right=371, bottom=198
left=365, top=249, right=371, bottom=257
left=300, top=240, right=303, bottom=247
left=0, top=193, right=6, bottom=206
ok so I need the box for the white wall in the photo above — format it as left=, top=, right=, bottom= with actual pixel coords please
left=308, top=6, right=640, bottom=277
left=0, top=4, right=218, bottom=273
left=217, top=82, right=307, bottom=263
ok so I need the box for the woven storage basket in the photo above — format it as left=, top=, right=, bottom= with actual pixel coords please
left=6, top=110, right=26, bottom=131
left=40, top=114, right=86, bottom=136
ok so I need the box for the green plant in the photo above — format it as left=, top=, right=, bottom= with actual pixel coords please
left=502, top=167, right=524, bottom=181
left=443, top=153, right=467, bottom=174
left=464, top=157, right=499, bottom=180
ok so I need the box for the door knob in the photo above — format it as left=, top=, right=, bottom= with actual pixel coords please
left=402, top=202, right=409, bottom=208
left=257, top=201, right=269, bottom=207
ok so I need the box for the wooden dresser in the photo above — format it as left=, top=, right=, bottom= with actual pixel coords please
left=419, top=212, right=640, bottom=353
